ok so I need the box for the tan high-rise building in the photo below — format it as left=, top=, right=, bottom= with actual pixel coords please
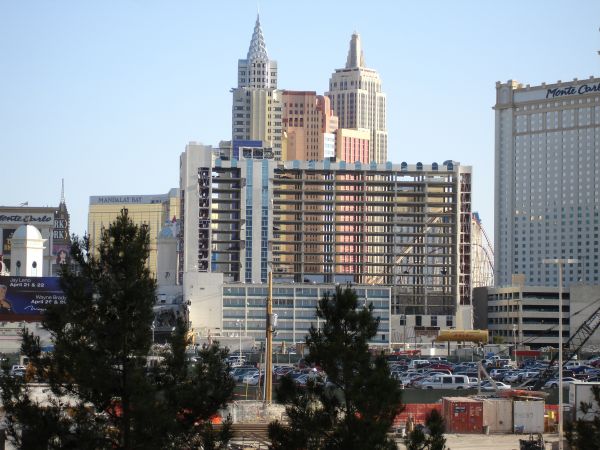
left=282, top=91, right=338, bottom=161
left=231, top=16, right=283, bottom=159
left=87, top=189, right=179, bottom=278
left=326, top=33, right=387, bottom=163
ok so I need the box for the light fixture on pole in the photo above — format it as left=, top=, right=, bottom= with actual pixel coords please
left=542, top=258, right=578, bottom=450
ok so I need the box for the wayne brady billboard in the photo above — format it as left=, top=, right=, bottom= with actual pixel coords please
left=0, top=276, right=66, bottom=322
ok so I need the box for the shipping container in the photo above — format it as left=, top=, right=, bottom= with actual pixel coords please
left=513, top=400, right=544, bottom=433
left=482, top=398, right=513, bottom=433
left=569, top=381, right=600, bottom=421
left=442, top=397, right=483, bottom=433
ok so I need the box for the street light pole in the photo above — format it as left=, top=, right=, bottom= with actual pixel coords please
left=543, top=258, right=578, bottom=450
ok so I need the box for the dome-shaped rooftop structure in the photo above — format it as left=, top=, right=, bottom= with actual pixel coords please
left=12, top=224, right=43, bottom=240
left=158, top=226, right=174, bottom=239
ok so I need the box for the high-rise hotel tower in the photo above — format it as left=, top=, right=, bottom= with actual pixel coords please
left=326, top=33, right=387, bottom=163
left=494, top=77, right=600, bottom=288
left=231, top=16, right=283, bottom=159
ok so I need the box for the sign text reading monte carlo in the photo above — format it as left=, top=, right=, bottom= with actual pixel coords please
left=0, top=214, right=53, bottom=225
left=90, top=195, right=167, bottom=205
left=546, top=81, right=600, bottom=99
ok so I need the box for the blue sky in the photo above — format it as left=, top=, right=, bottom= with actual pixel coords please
left=1, top=1, right=599, bottom=241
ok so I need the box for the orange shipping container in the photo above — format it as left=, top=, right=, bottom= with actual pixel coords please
left=442, top=397, right=483, bottom=434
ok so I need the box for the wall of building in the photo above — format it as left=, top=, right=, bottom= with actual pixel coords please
left=494, top=77, right=600, bottom=288
left=184, top=272, right=224, bottom=335
left=180, top=152, right=472, bottom=326
left=221, top=283, right=391, bottom=347
left=88, top=190, right=179, bottom=279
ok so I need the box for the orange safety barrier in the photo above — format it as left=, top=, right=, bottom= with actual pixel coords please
left=393, top=403, right=442, bottom=427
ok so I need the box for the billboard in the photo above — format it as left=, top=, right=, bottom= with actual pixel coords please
left=0, top=276, right=66, bottom=322
left=435, top=330, right=488, bottom=343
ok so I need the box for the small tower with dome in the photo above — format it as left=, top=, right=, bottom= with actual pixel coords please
left=10, top=224, right=47, bottom=277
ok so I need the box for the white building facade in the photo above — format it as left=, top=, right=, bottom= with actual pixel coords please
left=494, top=77, right=600, bottom=288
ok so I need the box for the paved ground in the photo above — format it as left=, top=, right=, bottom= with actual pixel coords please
left=396, top=433, right=561, bottom=450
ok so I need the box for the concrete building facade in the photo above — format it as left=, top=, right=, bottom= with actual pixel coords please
left=480, top=282, right=600, bottom=350
left=494, top=77, right=600, bottom=288
left=326, top=33, right=387, bottom=163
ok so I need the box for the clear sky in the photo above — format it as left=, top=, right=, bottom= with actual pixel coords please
left=1, top=1, right=599, bottom=241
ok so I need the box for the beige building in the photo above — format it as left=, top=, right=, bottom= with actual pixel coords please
left=87, top=189, right=179, bottom=278
left=282, top=91, right=338, bottom=161
left=326, top=33, right=387, bottom=163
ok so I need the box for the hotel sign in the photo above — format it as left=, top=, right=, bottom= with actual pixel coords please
left=545, top=82, right=600, bottom=99
left=90, top=195, right=167, bottom=205
left=514, top=81, right=600, bottom=102
left=0, top=214, right=53, bottom=225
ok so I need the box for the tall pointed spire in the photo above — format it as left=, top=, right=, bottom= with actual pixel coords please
left=60, top=178, right=65, bottom=204
left=247, top=14, right=268, bottom=61
left=345, top=32, right=365, bottom=69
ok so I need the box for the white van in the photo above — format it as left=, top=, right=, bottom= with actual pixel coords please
left=408, top=359, right=430, bottom=369
left=419, top=375, right=470, bottom=390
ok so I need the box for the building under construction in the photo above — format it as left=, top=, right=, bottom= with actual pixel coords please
left=179, top=144, right=473, bottom=339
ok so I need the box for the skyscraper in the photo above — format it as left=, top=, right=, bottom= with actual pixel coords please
left=232, top=16, right=283, bottom=159
left=282, top=91, right=338, bottom=161
left=494, top=77, right=600, bottom=288
left=326, top=33, right=387, bottom=163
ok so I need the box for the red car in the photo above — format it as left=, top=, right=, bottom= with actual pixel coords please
left=428, top=363, right=453, bottom=372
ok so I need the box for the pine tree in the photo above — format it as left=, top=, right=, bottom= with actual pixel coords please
left=404, top=409, right=446, bottom=450
left=268, top=285, right=403, bottom=450
left=0, top=210, right=234, bottom=449
left=566, top=385, right=600, bottom=450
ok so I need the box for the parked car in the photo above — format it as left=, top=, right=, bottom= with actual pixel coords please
left=233, top=367, right=258, bottom=382
left=419, top=375, right=470, bottom=390
left=543, top=377, right=579, bottom=389
left=489, top=368, right=511, bottom=381
left=479, top=381, right=512, bottom=391
left=242, top=372, right=264, bottom=386
left=428, top=363, right=453, bottom=372
left=9, top=365, right=26, bottom=377
left=408, top=359, right=431, bottom=369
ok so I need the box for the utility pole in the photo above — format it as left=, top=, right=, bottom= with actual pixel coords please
left=265, top=271, right=273, bottom=403
left=543, top=258, right=579, bottom=450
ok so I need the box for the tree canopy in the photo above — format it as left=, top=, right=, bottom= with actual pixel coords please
left=269, top=285, right=403, bottom=450
left=0, top=210, right=234, bottom=449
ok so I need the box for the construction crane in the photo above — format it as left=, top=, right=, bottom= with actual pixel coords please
left=531, top=303, right=600, bottom=391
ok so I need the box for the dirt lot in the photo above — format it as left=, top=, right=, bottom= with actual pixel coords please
left=396, top=433, right=561, bottom=450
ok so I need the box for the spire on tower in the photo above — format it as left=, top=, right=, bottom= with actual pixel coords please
left=345, top=32, right=365, bottom=69
left=247, top=14, right=268, bottom=61
left=60, top=178, right=65, bottom=205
